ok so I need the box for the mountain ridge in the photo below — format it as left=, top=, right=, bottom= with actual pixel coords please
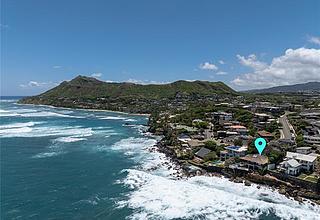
left=18, top=75, right=237, bottom=113
left=245, top=81, right=320, bottom=94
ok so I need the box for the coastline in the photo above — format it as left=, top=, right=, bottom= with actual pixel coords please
left=13, top=100, right=320, bottom=207
left=16, top=102, right=151, bottom=117
left=152, top=137, right=320, bottom=206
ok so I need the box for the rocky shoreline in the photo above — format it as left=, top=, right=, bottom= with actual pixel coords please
left=150, top=137, right=320, bottom=206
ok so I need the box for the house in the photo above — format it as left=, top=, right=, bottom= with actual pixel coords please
left=257, top=130, right=274, bottom=141
left=230, top=125, right=248, bottom=135
left=279, top=159, right=302, bottom=176
left=240, top=154, right=269, bottom=170
left=213, top=112, right=233, bottom=125
left=187, top=139, right=205, bottom=148
left=220, top=145, right=248, bottom=161
left=178, top=134, right=191, bottom=143
left=195, top=147, right=212, bottom=160
left=285, top=152, right=317, bottom=171
left=296, top=147, right=312, bottom=155
left=303, top=135, right=320, bottom=145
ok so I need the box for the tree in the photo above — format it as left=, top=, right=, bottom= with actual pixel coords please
left=233, top=139, right=243, bottom=146
left=204, top=152, right=218, bottom=162
left=204, top=140, right=217, bottom=151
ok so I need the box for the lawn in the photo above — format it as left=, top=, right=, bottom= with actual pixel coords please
left=298, top=173, right=319, bottom=183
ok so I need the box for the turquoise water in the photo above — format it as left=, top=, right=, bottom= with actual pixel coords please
left=1, top=97, right=320, bottom=220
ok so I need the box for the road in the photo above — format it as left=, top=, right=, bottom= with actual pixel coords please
left=279, top=115, right=295, bottom=141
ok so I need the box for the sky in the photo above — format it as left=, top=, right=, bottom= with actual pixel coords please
left=1, top=0, right=320, bottom=96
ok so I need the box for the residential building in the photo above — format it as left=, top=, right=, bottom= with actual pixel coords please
left=240, top=154, right=269, bottom=170
left=279, top=159, right=302, bottom=176
left=285, top=152, right=317, bottom=171
left=257, top=130, right=274, bottom=141
left=220, top=145, right=248, bottom=161
left=296, top=147, right=312, bottom=155
left=303, top=135, right=320, bottom=145
left=195, top=147, right=212, bottom=160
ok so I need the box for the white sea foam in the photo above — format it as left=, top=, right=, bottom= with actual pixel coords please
left=32, top=151, right=64, bottom=158
left=111, top=133, right=320, bottom=220
left=100, top=116, right=128, bottom=120
left=111, top=137, right=157, bottom=156
left=124, top=119, right=137, bottom=122
left=119, top=169, right=320, bottom=220
left=53, top=136, right=87, bottom=143
left=0, top=125, right=94, bottom=138
left=0, top=122, right=44, bottom=129
left=0, top=108, right=83, bottom=118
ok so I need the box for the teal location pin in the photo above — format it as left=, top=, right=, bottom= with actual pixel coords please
left=254, top=138, right=267, bottom=155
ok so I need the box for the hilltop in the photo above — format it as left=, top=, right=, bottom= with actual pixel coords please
left=246, top=82, right=320, bottom=94
left=19, top=75, right=237, bottom=113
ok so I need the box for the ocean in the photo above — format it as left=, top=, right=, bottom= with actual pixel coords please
left=1, top=97, right=319, bottom=220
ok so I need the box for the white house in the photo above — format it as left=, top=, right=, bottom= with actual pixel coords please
left=279, top=159, right=302, bottom=176
left=220, top=145, right=248, bottom=161
left=285, top=152, right=317, bottom=171
left=296, top=147, right=312, bottom=155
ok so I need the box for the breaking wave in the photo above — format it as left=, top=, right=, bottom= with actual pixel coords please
left=119, top=170, right=320, bottom=220
left=111, top=135, right=320, bottom=220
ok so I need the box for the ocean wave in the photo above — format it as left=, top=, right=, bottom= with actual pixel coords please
left=99, top=116, right=128, bottom=120
left=0, top=125, right=94, bottom=138
left=0, top=121, right=44, bottom=129
left=53, top=136, right=87, bottom=143
left=0, top=99, right=17, bottom=103
left=32, top=151, right=64, bottom=159
left=119, top=169, right=320, bottom=220
left=111, top=137, right=157, bottom=154
left=0, top=108, right=84, bottom=118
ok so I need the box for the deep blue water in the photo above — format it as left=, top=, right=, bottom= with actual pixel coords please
left=1, top=97, right=320, bottom=220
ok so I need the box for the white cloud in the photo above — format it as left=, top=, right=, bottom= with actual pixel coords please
left=126, top=79, right=170, bottom=85
left=199, top=62, right=218, bottom=71
left=216, top=71, right=228, bottom=75
left=53, top=65, right=62, bottom=69
left=20, top=81, right=58, bottom=88
left=91, top=73, right=103, bottom=78
left=219, top=60, right=225, bottom=65
left=232, top=47, right=320, bottom=89
left=236, top=54, right=267, bottom=70
left=308, top=36, right=320, bottom=46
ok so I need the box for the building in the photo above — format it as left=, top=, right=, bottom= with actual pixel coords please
left=177, top=134, right=191, bottom=143
left=279, top=159, right=302, bottom=176
left=213, top=112, right=233, bottom=125
left=285, top=152, right=317, bottom=171
left=257, top=130, right=274, bottom=141
left=220, top=145, right=248, bottom=161
left=195, top=147, right=212, bottom=160
left=230, top=125, right=248, bottom=135
left=296, top=147, right=312, bottom=155
left=303, top=135, right=320, bottom=145
left=240, top=154, right=269, bottom=170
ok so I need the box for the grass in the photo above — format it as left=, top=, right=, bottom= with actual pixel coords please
left=298, top=173, right=319, bottom=183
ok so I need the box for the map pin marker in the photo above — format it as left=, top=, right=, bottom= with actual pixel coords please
left=254, top=137, right=267, bottom=155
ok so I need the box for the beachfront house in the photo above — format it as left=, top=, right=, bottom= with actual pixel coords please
left=240, top=154, right=269, bottom=170
left=279, top=159, right=302, bottom=176
left=285, top=152, right=317, bottom=171
left=195, top=147, right=212, bottom=160
left=220, top=145, right=248, bottom=161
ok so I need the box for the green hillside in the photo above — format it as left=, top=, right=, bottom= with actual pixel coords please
left=19, top=75, right=237, bottom=113
left=21, top=75, right=236, bottom=99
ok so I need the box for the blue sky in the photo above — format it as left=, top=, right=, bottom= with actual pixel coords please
left=1, top=0, right=320, bottom=95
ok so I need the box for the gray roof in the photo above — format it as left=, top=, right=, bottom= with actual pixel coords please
left=195, top=147, right=211, bottom=159
left=287, top=159, right=301, bottom=168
